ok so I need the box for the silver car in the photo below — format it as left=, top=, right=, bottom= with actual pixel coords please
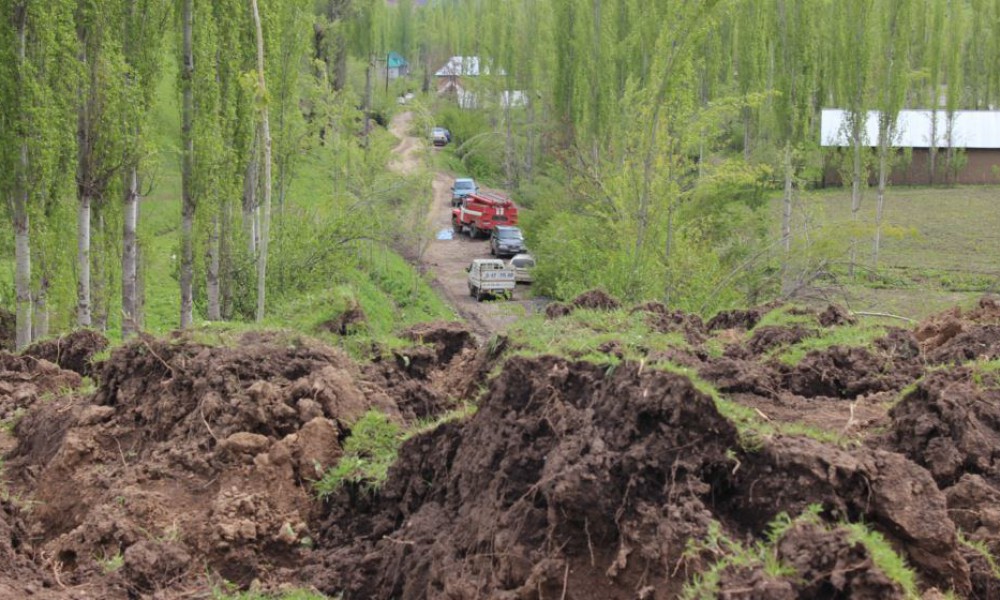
left=508, top=253, right=535, bottom=283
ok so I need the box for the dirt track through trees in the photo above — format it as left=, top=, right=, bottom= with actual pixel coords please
left=389, top=111, right=545, bottom=338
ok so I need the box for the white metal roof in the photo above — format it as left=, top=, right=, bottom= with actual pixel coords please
left=434, top=56, right=506, bottom=77
left=820, top=109, right=1000, bottom=149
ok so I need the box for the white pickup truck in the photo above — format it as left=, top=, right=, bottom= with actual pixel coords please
left=466, top=259, right=515, bottom=302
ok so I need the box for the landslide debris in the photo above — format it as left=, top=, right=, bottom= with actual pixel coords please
left=4, top=296, right=1000, bottom=597
left=23, top=329, right=109, bottom=377
left=3, top=331, right=425, bottom=595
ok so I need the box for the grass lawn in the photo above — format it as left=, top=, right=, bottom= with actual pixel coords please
left=777, top=184, right=1000, bottom=319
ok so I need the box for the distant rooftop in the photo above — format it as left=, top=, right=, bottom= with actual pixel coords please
left=435, top=56, right=505, bottom=77
left=821, top=109, right=1000, bottom=149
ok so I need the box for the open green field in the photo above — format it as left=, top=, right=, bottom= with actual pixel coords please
left=779, top=185, right=1000, bottom=319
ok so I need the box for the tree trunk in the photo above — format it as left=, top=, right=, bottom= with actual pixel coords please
left=206, top=214, right=221, bottom=320
left=929, top=109, right=938, bottom=184
left=781, top=144, right=794, bottom=293
left=32, top=276, right=48, bottom=341
left=874, top=143, right=888, bottom=268
left=179, top=0, right=195, bottom=328
left=251, top=0, right=273, bottom=323
left=13, top=197, right=31, bottom=350
left=849, top=112, right=864, bottom=278
left=122, top=167, right=139, bottom=337
left=93, top=213, right=108, bottom=331
left=13, top=16, right=31, bottom=350
left=363, top=55, right=372, bottom=149
left=243, top=129, right=260, bottom=255
left=77, top=194, right=92, bottom=326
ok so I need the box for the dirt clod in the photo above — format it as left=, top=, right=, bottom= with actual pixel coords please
left=23, top=329, right=109, bottom=377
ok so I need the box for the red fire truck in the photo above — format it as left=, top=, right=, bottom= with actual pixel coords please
left=451, top=191, right=519, bottom=238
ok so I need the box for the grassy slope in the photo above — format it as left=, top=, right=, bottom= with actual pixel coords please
left=778, top=185, right=1000, bottom=318
left=140, top=60, right=453, bottom=346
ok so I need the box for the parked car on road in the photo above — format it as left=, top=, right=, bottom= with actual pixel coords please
left=466, top=258, right=515, bottom=301
left=431, top=127, right=451, bottom=146
left=490, top=225, right=527, bottom=257
left=508, top=253, right=535, bottom=284
left=451, top=178, right=478, bottom=206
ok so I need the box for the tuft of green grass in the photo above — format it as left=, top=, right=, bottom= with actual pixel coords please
left=314, top=411, right=402, bottom=498
left=775, top=323, right=889, bottom=366
left=957, top=530, right=1000, bottom=580
left=751, top=305, right=818, bottom=331
left=506, top=309, right=688, bottom=365
left=97, top=551, right=124, bottom=574
left=844, top=522, right=920, bottom=599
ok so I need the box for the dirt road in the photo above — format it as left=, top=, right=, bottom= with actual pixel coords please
left=390, top=111, right=545, bottom=338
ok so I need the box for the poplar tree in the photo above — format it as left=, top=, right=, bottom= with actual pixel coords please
left=0, top=1, right=77, bottom=348
left=872, top=0, right=912, bottom=267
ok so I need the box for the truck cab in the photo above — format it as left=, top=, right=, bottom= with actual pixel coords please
left=466, top=259, right=515, bottom=302
left=451, top=178, right=478, bottom=207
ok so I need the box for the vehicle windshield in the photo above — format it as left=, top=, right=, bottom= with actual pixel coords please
left=455, top=181, right=475, bottom=190
left=511, top=257, right=534, bottom=268
left=497, top=228, right=523, bottom=239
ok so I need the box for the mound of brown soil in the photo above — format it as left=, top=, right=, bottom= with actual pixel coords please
left=0, top=498, right=47, bottom=597
left=633, top=302, right=707, bottom=344
left=23, top=329, right=109, bottom=377
left=722, top=435, right=970, bottom=592
left=698, top=356, right=780, bottom=396
left=308, top=356, right=739, bottom=599
left=926, top=325, right=1000, bottom=365
left=5, top=332, right=404, bottom=591
left=316, top=302, right=367, bottom=335
left=571, top=289, right=621, bottom=311
left=544, top=290, right=622, bottom=320
left=818, top=304, right=857, bottom=327
left=714, top=522, right=904, bottom=599
left=782, top=330, right=921, bottom=399
left=0, top=354, right=81, bottom=439
left=745, top=325, right=814, bottom=355
left=400, top=321, right=475, bottom=367
left=890, top=368, right=1000, bottom=487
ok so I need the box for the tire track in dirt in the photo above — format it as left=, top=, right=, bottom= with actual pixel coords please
left=389, top=111, right=545, bottom=339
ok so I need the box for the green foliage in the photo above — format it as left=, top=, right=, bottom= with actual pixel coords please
left=314, top=411, right=402, bottom=498
left=844, top=522, right=920, bottom=599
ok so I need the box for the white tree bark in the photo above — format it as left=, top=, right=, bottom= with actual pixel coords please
left=77, top=194, right=92, bottom=326
left=13, top=14, right=31, bottom=350
left=179, top=0, right=195, bottom=328
left=206, top=215, right=221, bottom=320
left=251, top=0, right=273, bottom=323
left=122, top=167, right=139, bottom=337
